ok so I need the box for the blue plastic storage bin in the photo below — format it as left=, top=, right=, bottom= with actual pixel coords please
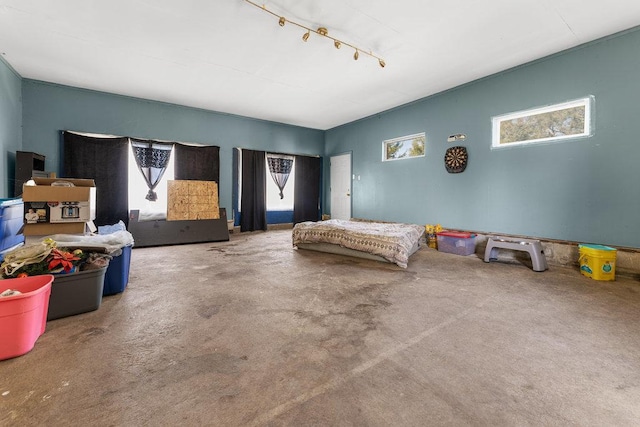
left=0, top=198, right=25, bottom=257
left=103, top=246, right=132, bottom=295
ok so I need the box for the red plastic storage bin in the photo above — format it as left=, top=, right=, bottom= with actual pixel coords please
left=0, top=275, right=54, bottom=360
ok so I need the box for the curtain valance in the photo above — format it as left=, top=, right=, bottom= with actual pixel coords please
left=266, top=153, right=294, bottom=199
left=130, top=138, right=173, bottom=202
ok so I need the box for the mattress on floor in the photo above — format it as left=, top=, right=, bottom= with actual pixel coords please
left=292, top=219, right=424, bottom=268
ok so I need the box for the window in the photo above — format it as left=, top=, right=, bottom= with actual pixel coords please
left=382, top=133, right=425, bottom=161
left=492, top=97, right=593, bottom=149
left=266, top=157, right=295, bottom=211
left=128, top=143, right=175, bottom=217
left=236, top=149, right=296, bottom=214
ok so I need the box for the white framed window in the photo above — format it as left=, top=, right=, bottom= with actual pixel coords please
left=491, top=96, right=593, bottom=149
left=382, top=132, right=425, bottom=161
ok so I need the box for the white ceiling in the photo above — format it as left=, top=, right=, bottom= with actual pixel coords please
left=1, top=1, right=639, bottom=130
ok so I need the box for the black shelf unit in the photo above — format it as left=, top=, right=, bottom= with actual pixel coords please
left=14, top=151, right=47, bottom=197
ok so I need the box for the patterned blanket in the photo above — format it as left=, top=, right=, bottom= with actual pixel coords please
left=292, top=219, right=424, bottom=268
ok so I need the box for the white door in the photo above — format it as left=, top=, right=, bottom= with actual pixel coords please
left=330, top=153, right=351, bottom=220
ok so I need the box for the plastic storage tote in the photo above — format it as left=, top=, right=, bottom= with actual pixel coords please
left=0, top=198, right=25, bottom=258
left=103, top=246, right=132, bottom=296
left=436, top=231, right=477, bottom=256
left=48, top=267, right=107, bottom=320
left=0, top=275, right=54, bottom=360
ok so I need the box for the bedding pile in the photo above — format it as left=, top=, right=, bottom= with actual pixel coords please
left=292, top=219, right=424, bottom=268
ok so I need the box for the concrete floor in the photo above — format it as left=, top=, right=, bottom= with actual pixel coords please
left=1, top=229, right=640, bottom=426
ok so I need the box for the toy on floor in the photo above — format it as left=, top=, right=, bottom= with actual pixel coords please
left=425, top=224, right=442, bottom=249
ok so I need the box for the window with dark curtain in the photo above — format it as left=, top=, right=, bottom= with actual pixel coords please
left=64, top=131, right=222, bottom=227
left=62, top=131, right=129, bottom=227
left=293, top=155, right=322, bottom=223
left=174, top=144, right=220, bottom=182
left=129, top=138, right=173, bottom=202
left=266, top=153, right=294, bottom=199
left=240, top=149, right=267, bottom=232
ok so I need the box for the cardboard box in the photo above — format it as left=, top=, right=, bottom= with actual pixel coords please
left=23, top=222, right=88, bottom=236
left=24, top=201, right=92, bottom=224
left=22, top=178, right=96, bottom=226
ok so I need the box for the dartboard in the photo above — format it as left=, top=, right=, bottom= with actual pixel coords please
left=444, top=146, right=468, bottom=173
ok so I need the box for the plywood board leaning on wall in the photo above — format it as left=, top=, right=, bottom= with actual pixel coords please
left=167, top=180, right=220, bottom=221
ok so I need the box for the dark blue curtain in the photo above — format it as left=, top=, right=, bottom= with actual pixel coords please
left=63, top=131, right=129, bottom=226
left=293, top=155, right=322, bottom=223
left=174, top=144, right=220, bottom=182
left=240, top=150, right=267, bottom=231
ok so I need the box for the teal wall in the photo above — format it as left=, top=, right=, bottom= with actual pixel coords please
left=325, top=27, right=640, bottom=248
left=0, top=57, right=22, bottom=198
left=21, top=80, right=325, bottom=215
left=5, top=27, right=640, bottom=247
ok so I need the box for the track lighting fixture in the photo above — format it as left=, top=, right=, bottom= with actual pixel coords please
left=244, top=0, right=385, bottom=68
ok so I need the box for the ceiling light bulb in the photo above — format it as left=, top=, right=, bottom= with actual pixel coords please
left=379, top=59, right=386, bottom=68
left=354, top=50, right=359, bottom=60
left=334, top=40, right=341, bottom=49
left=279, top=16, right=285, bottom=26
left=302, top=31, right=310, bottom=42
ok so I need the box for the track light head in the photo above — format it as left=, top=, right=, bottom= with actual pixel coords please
left=379, top=59, right=385, bottom=68
left=354, top=50, right=359, bottom=60
left=334, top=40, right=341, bottom=49
left=302, top=31, right=310, bottom=42
left=278, top=16, right=285, bottom=26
